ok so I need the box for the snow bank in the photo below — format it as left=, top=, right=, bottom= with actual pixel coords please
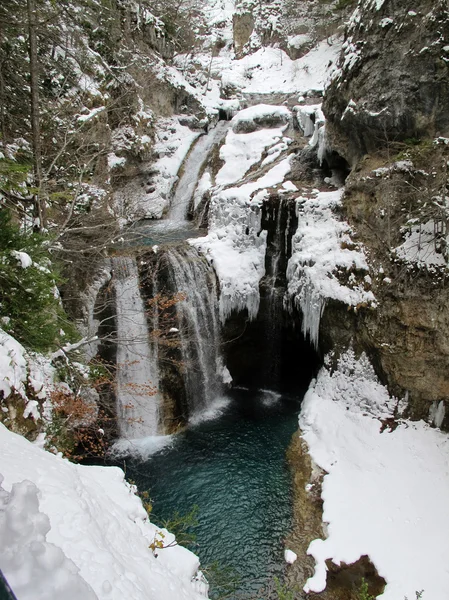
left=286, top=190, right=375, bottom=348
left=0, top=423, right=207, bottom=600
left=0, top=329, right=28, bottom=400
left=217, top=38, right=341, bottom=96
left=192, top=157, right=292, bottom=322
left=300, top=349, right=449, bottom=599
left=0, top=328, right=62, bottom=424
left=217, top=120, right=290, bottom=186
left=10, top=251, right=33, bottom=269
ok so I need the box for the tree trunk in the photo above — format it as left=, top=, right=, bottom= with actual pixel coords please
left=27, top=0, right=45, bottom=229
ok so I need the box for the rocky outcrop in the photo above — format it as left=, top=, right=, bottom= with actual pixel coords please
left=319, top=141, right=449, bottom=427
left=285, top=434, right=386, bottom=600
left=324, top=0, right=449, bottom=164
left=233, top=12, right=255, bottom=57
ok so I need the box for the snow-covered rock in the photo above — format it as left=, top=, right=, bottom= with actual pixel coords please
left=286, top=190, right=375, bottom=348
left=0, top=423, right=207, bottom=600
left=192, top=155, right=292, bottom=322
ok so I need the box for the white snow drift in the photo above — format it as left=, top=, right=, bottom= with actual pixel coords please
left=300, top=350, right=449, bottom=600
left=0, top=424, right=208, bottom=600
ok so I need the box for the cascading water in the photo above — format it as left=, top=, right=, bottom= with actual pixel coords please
left=264, top=199, right=288, bottom=385
left=168, top=121, right=229, bottom=222
left=113, top=256, right=160, bottom=438
left=161, top=244, right=223, bottom=415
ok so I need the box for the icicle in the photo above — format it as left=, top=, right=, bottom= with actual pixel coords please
left=298, top=285, right=325, bottom=350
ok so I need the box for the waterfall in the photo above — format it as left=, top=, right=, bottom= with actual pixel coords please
left=113, top=256, right=160, bottom=438
left=260, top=197, right=298, bottom=388
left=162, top=244, right=223, bottom=415
left=169, top=122, right=229, bottom=222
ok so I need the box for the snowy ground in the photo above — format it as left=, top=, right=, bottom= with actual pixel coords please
left=300, top=350, right=449, bottom=600
left=0, top=424, right=208, bottom=600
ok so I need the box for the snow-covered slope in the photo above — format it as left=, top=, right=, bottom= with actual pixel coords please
left=0, top=424, right=207, bottom=600
left=300, top=350, right=449, bottom=600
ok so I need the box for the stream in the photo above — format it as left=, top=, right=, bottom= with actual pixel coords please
left=119, top=388, right=301, bottom=599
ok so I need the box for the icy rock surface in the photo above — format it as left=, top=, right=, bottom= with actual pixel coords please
left=286, top=190, right=375, bottom=348
left=192, top=157, right=292, bottom=322
left=0, top=423, right=207, bottom=600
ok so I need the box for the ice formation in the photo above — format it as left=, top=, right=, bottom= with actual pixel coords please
left=286, top=190, right=375, bottom=348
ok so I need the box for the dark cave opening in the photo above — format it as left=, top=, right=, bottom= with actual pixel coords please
left=222, top=301, right=322, bottom=397
left=218, top=108, right=231, bottom=121
left=321, top=149, right=351, bottom=183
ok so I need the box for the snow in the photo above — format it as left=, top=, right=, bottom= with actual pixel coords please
left=192, top=157, right=292, bottom=322
left=394, top=220, right=447, bottom=268
left=0, top=477, right=97, bottom=600
left=216, top=39, right=341, bottom=96
left=0, top=423, right=207, bottom=600
left=77, top=106, right=105, bottom=123
left=107, top=153, right=126, bottom=170
left=0, top=329, right=28, bottom=400
left=0, top=328, right=56, bottom=425
left=217, top=122, right=290, bottom=186
left=287, top=34, right=312, bottom=50
left=10, top=250, right=33, bottom=269
left=284, top=549, right=297, bottom=564
left=300, top=349, right=449, bottom=600
left=286, top=190, right=375, bottom=348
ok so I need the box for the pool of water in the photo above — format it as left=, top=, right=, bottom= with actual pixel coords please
left=125, top=219, right=207, bottom=247
left=120, top=388, right=300, bottom=599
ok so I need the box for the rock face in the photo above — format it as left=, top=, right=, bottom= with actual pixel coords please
left=324, top=0, right=449, bottom=165
left=319, top=145, right=449, bottom=426
left=317, top=0, right=449, bottom=427
left=233, top=12, right=255, bottom=57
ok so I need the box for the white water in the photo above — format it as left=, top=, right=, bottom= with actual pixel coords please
left=113, top=256, right=160, bottom=438
left=168, top=121, right=230, bottom=222
left=163, top=244, right=223, bottom=415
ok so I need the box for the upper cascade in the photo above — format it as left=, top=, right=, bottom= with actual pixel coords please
left=169, top=122, right=230, bottom=222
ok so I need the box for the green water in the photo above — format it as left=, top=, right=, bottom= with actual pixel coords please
left=122, top=388, right=300, bottom=599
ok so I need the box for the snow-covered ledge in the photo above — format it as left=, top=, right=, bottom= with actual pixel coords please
left=300, top=349, right=449, bottom=599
